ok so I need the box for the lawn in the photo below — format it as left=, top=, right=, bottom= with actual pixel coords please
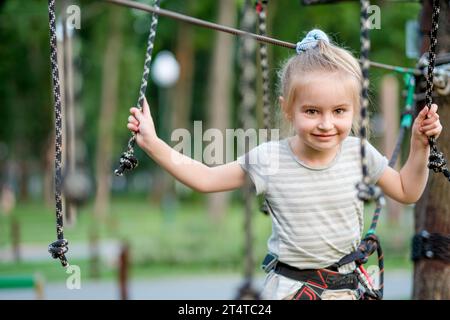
left=0, top=195, right=414, bottom=283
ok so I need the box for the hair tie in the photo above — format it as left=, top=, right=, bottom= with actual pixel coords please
left=296, top=29, right=330, bottom=54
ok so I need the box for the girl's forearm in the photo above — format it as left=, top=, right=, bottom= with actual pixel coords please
left=399, top=141, right=430, bottom=203
left=142, top=138, right=211, bottom=192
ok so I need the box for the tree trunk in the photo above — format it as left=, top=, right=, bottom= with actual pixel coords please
left=206, top=1, right=236, bottom=222
left=380, top=75, right=403, bottom=225
left=413, top=0, right=450, bottom=300
left=62, top=3, right=77, bottom=226
left=94, top=7, right=124, bottom=217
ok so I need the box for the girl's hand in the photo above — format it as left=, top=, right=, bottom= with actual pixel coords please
left=127, top=97, right=158, bottom=149
left=412, top=104, right=442, bottom=147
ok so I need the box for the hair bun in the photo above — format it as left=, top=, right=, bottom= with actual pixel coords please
left=296, top=29, right=330, bottom=54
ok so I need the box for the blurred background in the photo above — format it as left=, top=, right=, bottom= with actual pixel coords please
left=0, top=0, right=439, bottom=299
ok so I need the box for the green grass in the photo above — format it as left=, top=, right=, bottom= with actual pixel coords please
left=0, top=197, right=414, bottom=283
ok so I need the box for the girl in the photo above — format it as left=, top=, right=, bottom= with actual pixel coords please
left=126, top=29, right=442, bottom=300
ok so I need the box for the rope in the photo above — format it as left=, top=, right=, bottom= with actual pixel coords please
left=105, top=0, right=423, bottom=76
left=47, top=0, right=69, bottom=267
left=235, top=0, right=260, bottom=301
left=356, top=0, right=383, bottom=204
left=255, top=0, right=271, bottom=216
left=114, top=0, right=161, bottom=176
left=256, top=0, right=271, bottom=134
left=388, top=74, right=415, bottom=168
left=353, top=0, right=384, bottom=299
left=424, top=0, right=450, bottom=181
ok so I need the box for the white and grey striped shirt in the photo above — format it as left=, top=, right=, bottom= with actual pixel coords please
left=238, top=136, right=388, bottom=271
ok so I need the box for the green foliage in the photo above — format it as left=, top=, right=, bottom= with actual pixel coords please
left=0, top=0, right=422, bottom=191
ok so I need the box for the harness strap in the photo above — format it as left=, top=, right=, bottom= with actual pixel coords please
left=334, top=233, right=380, bottom=268
left=274, top=261, right=359, bottom=291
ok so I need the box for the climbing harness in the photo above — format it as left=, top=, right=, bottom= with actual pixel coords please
left=276, top=263, right=360, bottom=300
left=114, top=0, right=161, bottom=176
left=47, top=0, right=69, bottom=267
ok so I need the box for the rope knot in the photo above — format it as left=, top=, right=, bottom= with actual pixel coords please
left=296, top=29, right=329, bottom=54
left=356, top=234, right=379, bottom=265
left=356, top=182, right=384, bottom=203
left=114, top=151, right=138, bottom=176
left=48, top=238, right=69, bottom=260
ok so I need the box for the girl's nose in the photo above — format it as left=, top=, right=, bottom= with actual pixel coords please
left=318, top=117, right=333, bottom=130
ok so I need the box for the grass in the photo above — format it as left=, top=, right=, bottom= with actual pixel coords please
left=0, top=196, right=414, bottom=283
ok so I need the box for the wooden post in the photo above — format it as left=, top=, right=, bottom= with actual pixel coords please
left=11, top=217, right=20, bottom=262
left=118, top=242, right=129, bottom=300
left=62, top=0, right=77, bottom=226
left=380, top=75, right=404, bottom=225
left=34, top=274, right=45, bottom=300
left=413, top=0, right=450, bottom=300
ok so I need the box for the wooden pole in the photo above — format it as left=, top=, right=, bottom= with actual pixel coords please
left=118, top=242, right=129, bottom=300
left=380, top=75, right=404, bottom=225
left=413, top=0, right=450, bottom=300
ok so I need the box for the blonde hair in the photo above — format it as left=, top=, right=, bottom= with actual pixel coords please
left=277, top=37, right=363, bottom=137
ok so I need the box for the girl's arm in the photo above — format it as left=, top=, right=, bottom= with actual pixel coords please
left=127, top=98, right=246, bottom=193
left=377, top=104, right=442, bottom=204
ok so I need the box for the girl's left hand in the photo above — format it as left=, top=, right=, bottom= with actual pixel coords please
left=412, top=104, right=442, bottom=147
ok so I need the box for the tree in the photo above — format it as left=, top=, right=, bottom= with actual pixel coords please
left=205, top=1, right=237, bottom=222
left=413, top=0, right=450, bottom=300
left=94, top=6, right=125, bottom=217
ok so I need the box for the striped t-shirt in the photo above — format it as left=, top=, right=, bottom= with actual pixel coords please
left=237, top=135, right=388, bottom=271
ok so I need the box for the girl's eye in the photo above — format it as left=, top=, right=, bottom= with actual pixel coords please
left=305, top=109, right=317, bottom=115
left=335, top=108, right=345, bottom=114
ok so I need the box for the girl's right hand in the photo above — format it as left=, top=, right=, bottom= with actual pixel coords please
left=127, top=97, right=158, bottom=149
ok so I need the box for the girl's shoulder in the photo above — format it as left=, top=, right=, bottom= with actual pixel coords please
left=250, top=138, right=285, bottom=154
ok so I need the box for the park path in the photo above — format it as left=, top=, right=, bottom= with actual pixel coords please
left=0, top=270, right=412, bottom=300
left=0, top=241, right=413, bottom=299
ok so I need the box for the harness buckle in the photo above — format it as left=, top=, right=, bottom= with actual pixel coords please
left=261, top=252, right=278, bottom=273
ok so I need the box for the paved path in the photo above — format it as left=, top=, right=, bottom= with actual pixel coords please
left=0, top=241, right=413, bottom=300
left=0, top=270, right=412, bottom=300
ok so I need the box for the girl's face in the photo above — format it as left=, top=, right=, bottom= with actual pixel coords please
left=281, top=71, right=357, bottom=154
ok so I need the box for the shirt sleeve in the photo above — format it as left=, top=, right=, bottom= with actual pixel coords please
left=237, top=143, right=270, bottom=195
left=365, top=141, right=389, bottom=183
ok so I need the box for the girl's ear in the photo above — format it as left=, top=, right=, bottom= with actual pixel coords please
left=279, top=96, right=292, bottom=121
